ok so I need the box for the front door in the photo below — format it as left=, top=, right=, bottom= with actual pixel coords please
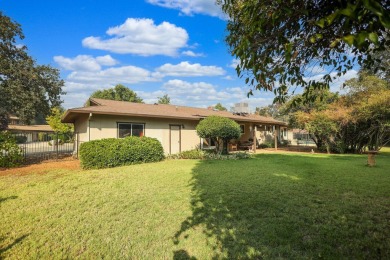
left=170, top=125, right=181, bottom=154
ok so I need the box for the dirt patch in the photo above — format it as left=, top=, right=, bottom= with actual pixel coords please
left=0, top=158, right=81, bottom=176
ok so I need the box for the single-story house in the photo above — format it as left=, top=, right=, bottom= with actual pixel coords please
left=62, top=98, right=288, bottom=155
left=7, top=124, right=55, bottom=143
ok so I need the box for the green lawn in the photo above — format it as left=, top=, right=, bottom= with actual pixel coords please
left=1, top=149, right=389, bottom=259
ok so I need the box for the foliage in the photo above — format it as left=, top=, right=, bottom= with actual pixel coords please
left=214, top=103, right=227, bottom=111
left=0, top=12, right=64, bottom=124
left=79, top=136, right=164, bottom=169
left=168, top=149, right=205, bottom=159
left=218, top=0, right=390, bottom=103
left=296, top=110, right=339, bottom=153
left=203, top=151, right=252, bottom=160
left=167, top=149, right=251, bottom=160
left=0, top=131, right=23, bottom=167
left=90, top=84, right=143, bottom=103
left=291, top=71, right=389, bottom=153
left=157, top=94, right=171, bottom=104
left=46, top=107, right=73, bottom=134
left=0, top=111, right=8, bottom=131
left=14, top=135, right=27, bottom=144
left=196, top=116, right=241, bottom=154
left=362, top=48, right=390, bottom=83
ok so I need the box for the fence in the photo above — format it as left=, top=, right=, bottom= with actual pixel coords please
left=11, top=131, right=75, bottom=163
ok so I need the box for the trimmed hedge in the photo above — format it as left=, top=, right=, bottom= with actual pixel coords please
left=79, top=136, right=164, bottom=169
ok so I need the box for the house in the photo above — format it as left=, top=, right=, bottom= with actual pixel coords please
left=61, top=98, right=288, bottom=155
left=7, top=115, right=55, bottom=143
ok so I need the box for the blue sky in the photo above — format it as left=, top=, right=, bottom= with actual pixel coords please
left=3, top=0, right=358, bottom=110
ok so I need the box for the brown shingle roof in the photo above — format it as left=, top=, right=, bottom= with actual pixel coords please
left=62, top=98, right=287, bottom=126
left=7, top=124, right=54, bottom=132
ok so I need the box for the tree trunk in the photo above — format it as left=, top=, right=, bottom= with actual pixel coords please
left=222, top=139, right=229, bottom=155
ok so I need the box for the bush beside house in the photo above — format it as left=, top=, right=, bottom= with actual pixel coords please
left=79, top=136, right=164, bottom=169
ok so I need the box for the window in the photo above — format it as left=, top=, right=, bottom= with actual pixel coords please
left=118, top=123, right=144, bottom=138
left=240, top=125, right=245, bottom=134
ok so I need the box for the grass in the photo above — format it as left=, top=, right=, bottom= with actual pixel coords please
left=1, top=148, right=389, bottom=259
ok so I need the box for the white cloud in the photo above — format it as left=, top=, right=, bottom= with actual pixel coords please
left=82, top=18, right=189, bottom=56
left=135, top=79, right=273, bottom=110
left=154, top=61, right=225, bottom=77
left=182, top=50, right=204, bottom=57
left=67, top=65, right=157, bottom=84
left=229, top=58, right=240, bottom=68
left=54, top=55, right=118, bottom=71
left=147, top=0, right=225, bottom=19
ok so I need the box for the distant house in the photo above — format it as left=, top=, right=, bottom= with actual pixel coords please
left=62, top=98, right=288, bottom=155
left=7, top=115, right=54, bottom=142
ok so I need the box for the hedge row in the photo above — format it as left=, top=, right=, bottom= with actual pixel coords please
left=79, top=136, right=164, bottom=169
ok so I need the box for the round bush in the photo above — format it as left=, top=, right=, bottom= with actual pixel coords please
left=79, top=136, right=164, bottom=169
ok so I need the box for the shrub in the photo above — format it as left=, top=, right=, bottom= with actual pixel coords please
left=168, top=149, right=205, bottom=159
left=204, top=151, right=252, bottom=160
left=168, top=149, right=252, bottom=160
left=258, top=143, right=271, bottom=149
left=79, top=136, right=164, bottom=169
left=15, top=135, right=27, bottom=144
left=0, top=131, right=23, bottom=168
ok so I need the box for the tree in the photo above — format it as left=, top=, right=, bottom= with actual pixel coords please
left=0, top=12, right=64, bottom=125
left=362, top=47, right=390, bottom=83
left=90, top=84, right=143, bottom=103
left=218, top=0, right=390, bottom=103
left=196, top=116, right=241, bottom=154
left=214, top=103, right=227, bottom=111
left=157, top=94, right=171, bottom=104
left=46, top=107, right=73, bottom=133
left=291, top=71, right=390, bottom=153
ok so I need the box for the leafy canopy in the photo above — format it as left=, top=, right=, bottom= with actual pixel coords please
left=290, top=71, right=389, bottom=152
left=218, top=0, right=390, bottom=103
left=157, top=94, right=171, bottom=104
left=90, top=84, right=143, bottom=103
left=214, top=103, right=227, bottom=111
left=0, top=12, right=64, bottom=125
left=46, top=107, right=73, bottom=133
left=196, top=116, right=241, bottom=154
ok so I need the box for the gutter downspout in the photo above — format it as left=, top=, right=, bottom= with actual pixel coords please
left=88, top=113, right=93, bottom=141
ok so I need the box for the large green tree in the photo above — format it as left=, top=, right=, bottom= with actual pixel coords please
left=196, top=116, right=241, bottom=154
left=90, top=84, right=143, bottom=103
left=219, top=0, right=390, bottom=103
left=0, top=12, right=64, bottom=126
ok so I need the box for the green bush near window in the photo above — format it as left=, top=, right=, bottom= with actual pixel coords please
left=79, top=136, right=164, bottom=169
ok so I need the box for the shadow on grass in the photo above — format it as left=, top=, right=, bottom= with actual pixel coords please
left=0, top=196, right=17, bottom=204
left=173, top=153, right=389, bottom=259
left=0, top=234, right=29, bottom=256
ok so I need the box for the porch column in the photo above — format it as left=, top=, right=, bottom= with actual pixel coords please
left=274, top=126, right=278, bottom=151
left=252, top=124, right=256, bottom=153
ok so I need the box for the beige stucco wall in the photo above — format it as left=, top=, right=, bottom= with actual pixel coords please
left=74, top=114, right=200, bottom=154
